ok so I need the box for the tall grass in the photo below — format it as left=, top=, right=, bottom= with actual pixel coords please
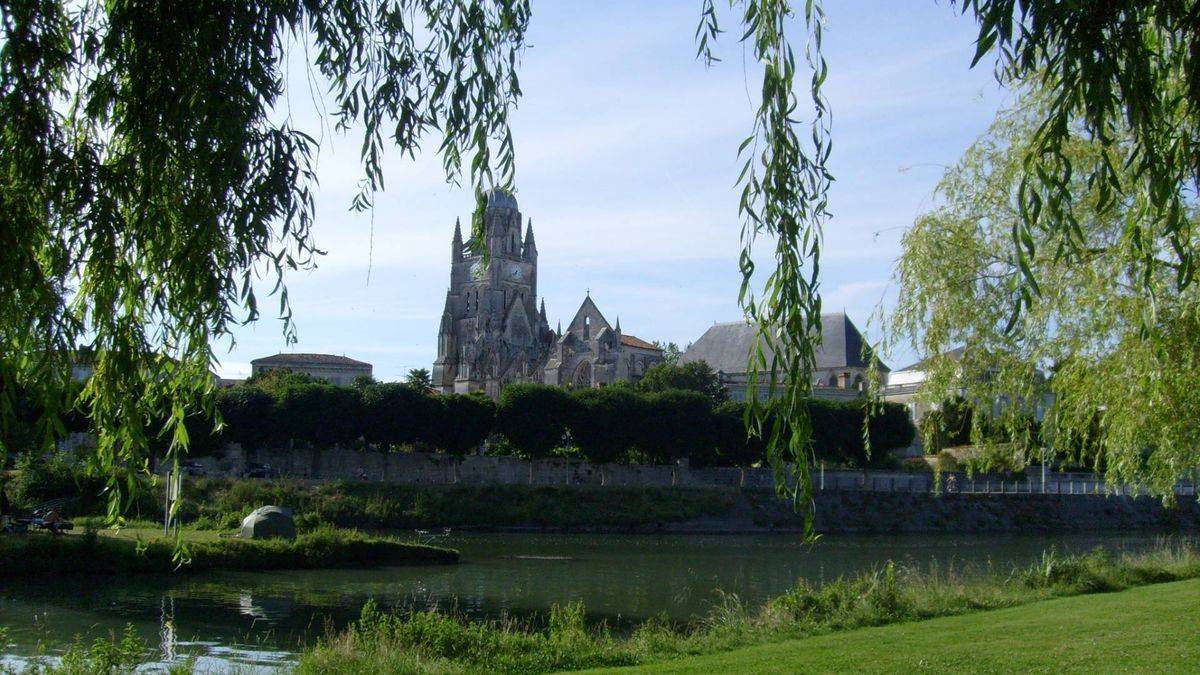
left=296, top=541, right=1200, bottom=674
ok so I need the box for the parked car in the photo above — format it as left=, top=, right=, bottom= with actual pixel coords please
left=243, top=463, right=274, bottom=479
left=180, top=461, right=207, bottom=477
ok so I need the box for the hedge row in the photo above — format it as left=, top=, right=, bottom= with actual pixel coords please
left=211, top=381, right=914, bottom=469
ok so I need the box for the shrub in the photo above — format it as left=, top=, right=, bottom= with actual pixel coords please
left=216, top=386, right=276, bottom=450
left=360, top=382, right=436, bottom=449
left=637, top=361, right=728, bottom=404
left=568, top=387, right=642, bottom=465
left=710, top=401, right=763, bottom=467
left=633, top=390, right=714, bottom=464
left=935, top=450, right=960, bottom=473
left=432, top=393, right=496, bottom=457
left=496, top=384, right=577, bottom=459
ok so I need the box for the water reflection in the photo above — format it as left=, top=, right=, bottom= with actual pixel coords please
left=0, top=531, right=1188, bottom=670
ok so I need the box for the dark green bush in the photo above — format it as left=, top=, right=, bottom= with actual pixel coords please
left=432, top=393, right=496, bottom=457
left=496, top=383, right=577, bottom=459
left=568, top=387, right=642, bottom=465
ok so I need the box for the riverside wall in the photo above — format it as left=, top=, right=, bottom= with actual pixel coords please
left=165, top=444, right=1200, bottom=534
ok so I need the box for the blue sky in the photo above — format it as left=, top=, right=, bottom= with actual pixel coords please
left=217, top=1, right=1011, bottom=381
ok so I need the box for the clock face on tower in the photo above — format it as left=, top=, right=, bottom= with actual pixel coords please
left=507, top=263, right=523, bottom=281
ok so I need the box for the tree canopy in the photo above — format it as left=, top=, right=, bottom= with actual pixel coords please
left=636, top=361, right=728, bottom=404
left=884, top=89, right=1200, bottom=495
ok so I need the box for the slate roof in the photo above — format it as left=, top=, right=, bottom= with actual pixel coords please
left=251, top=353, right=372, bottom=368
left=620, top=334, right=660, bottom=350
left=680, top=313, right=888, bottom=373
left=894, top=345, right=967, bottom=373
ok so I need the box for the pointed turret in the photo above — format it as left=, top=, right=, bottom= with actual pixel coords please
left=523, top=219, right=537, bottom=260
left=615, top=315, right=621, bottom=333
left=451, top=218, right=464, bottom=262
left=539, top=298, right=548, bottom=322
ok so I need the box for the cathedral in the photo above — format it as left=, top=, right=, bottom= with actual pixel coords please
left=433, top=191, right=664, bottom=398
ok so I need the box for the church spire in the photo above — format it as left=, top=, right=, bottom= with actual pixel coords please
left=539, top=298, right=547, bottom=322
left=523, top=218, right=537, bottom=260
left=451, top=217, right=463, bottom=262
left=615, top=315, right=621, bottom=332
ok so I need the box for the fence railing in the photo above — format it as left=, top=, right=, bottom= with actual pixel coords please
left=816, top=469, right=1198, bottom=497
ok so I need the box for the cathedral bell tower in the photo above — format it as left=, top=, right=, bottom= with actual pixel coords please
left=433, top=190, right=551, bottom=397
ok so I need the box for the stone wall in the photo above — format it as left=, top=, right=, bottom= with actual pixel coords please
left=173, top=444, right=1200, bottom=498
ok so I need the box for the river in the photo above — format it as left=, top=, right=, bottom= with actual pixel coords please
left=0, top=531, right=1180, bottom=671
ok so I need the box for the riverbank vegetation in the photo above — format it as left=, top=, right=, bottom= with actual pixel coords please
left=0, top=525, right=457, bottom=576
left=598, top=577, right=1200, bottom=673
left=179, top=480, right=740, bottom=532
left=2, top=450, right=743, bottom=531
left=294, top=542, right=1200, bottom=673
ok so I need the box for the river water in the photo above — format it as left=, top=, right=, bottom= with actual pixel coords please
left=0, top=531, right=1179, bottom=671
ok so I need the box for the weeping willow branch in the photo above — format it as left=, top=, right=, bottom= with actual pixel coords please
left=695, top=1, right=833, bottom=536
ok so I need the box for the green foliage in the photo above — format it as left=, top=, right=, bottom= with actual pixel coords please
left=215, top=386, right=276, bottom=450
left=244, top=369, right=321, bottom=396
left=496, top=383, right=576, bottom=459
left=568, top=387, right=642, bottom=465
left=6, top=452, right=106, bottom=513
left=433, top=393, right=496, bottom=458
left=637, top=361, right=728, bottom=404
left=634, top=390, right=716, bottom=465
left=405, top=368, right=434, bottom=394
left=884, top=88, right=1199, bottom=494
left=810, top=400, right=914, bottom=469
left=935, top=450, right=960, bottom=474
left=709, top=401, right=763, bottom=468
left=359, top=382, right=435, bottom=450
left=275, top=384, right=362, bottom=448
left=958, top=1, right=1200, bottom=320
left=652, top=341, right=683, bottom=365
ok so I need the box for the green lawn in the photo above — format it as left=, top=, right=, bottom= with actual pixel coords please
left=590, top=579, right=1200, bottom=674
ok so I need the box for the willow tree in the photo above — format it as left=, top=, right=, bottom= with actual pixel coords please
left=884, top=89, right=1200, bottom=495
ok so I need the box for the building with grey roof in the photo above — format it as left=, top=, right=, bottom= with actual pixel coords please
left=680, top=313, right=888, bottom=402
left=250, top=352, right=373, bottom=387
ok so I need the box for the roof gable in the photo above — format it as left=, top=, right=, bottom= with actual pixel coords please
left=566, top=295, right=611, bottom=338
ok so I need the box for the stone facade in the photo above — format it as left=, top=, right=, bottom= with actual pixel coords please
left=433, top=190, right=662, bottom=397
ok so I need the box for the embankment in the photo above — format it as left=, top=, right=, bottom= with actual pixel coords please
left=168, top=479, right=1199, bottom=535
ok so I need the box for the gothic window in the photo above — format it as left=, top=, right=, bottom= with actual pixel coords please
left=827, top=373, right=838, bottom=387
left=573, top=362, right=592, bottom=388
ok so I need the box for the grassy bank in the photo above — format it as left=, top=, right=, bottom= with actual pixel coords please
left=295, top=542, right=1200, bottom=674
left=0, top=526, right=457, bottom=576
left=169, top=479, right=739, bottom=531
left=591, top=577, right=1200, bottom=673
